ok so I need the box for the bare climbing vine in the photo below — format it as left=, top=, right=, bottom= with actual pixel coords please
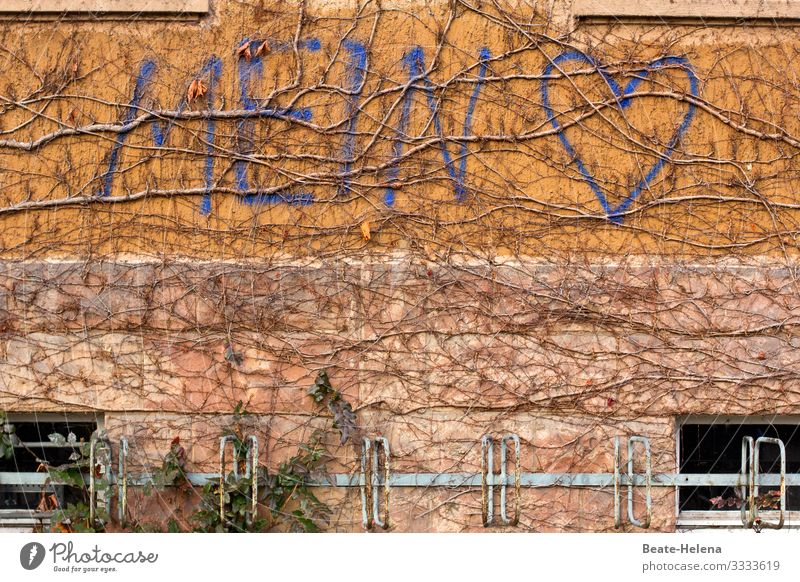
left=0, top=0, right=798, bottom=532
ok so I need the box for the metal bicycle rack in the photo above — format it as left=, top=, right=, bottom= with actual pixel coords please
left=739, top=436, right=787, bottom=531
left=118, top=436, right=129, bottom=525
left=614, top=436, right=652, bottom=529
left=360, top=437, right=390, bottom=529
left=753, top=437, right=786, bottom=530
left=4, top=431, right=795, bottom=531
left=481, top=435, right=521, bottom=526
left=219, top=435, right=259, bottom=526
left=740, top=436, right=755, bottom=528
left=88, top=433, right=112, bottom=524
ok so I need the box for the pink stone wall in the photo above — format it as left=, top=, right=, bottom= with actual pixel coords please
left=2, top=256, right=797, bottom=530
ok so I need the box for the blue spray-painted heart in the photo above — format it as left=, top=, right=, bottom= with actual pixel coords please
left=541, top=52, right=698, bottom=224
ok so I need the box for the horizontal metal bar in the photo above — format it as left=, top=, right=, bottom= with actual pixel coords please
left=0, top=472, right=218, bottom=487
left=189, top=472, right=800, bottom=488
left=0, top=473, right=81, bottom=486
left=12, top=442, right=81, bottom=448
left=3, top=471, right=800, bottom=488
left=677, top=510, right=800, bottom=528
left=0, top=510, right=55, bottom=519
left=529, top=473, right=793, bottom=488
left=306, top=472, right=800, bottom=488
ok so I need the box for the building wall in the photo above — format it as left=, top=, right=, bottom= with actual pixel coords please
left=1, top=0, right=799, bottom=530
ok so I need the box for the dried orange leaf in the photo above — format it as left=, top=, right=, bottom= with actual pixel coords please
left=360, top=221, right=371, bottom=241
left=255, top=41, right=270, bottom=57
left=236, top=42, right=252, bottom=61
left=37, top=492, right=59, bottom=511
left=187, top=79, right=208, bottom=103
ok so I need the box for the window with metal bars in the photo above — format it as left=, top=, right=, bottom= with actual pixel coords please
left=678, top=416, right=800, bottom=524
left=0, top=413, right=100, bottom=528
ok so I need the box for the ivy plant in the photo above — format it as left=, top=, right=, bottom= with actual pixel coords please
left=46, top=430, right=111, bottom=532
left=149, top=436, right=190, bottom=491
left=190, top=402, right=332, bottom=532
left=308, top=370, right=357, bottom=444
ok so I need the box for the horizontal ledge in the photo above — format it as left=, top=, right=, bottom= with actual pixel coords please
left=0, top=0, right=208, bottom=13
left=575, top=16, right=800, bottom=27
left=3, top=510, right=799, bottom=527
left=573, top=0, right=800, bottom=20
left=2, top=471, right=797, bottom=487
left=678, top=510, right=800, bottom=525
left=306, top=473, right=798, bottom=488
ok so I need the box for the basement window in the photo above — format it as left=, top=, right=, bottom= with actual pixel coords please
left=0, top=413, right=101, bottom=531
left=677, top=416, right=800, bottom=528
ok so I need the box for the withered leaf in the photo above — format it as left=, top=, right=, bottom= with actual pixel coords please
left=236, top=42, right=252, bottom=62
left=254, top=41, right=270, bottom=57
left=187, top=79, right=208, bottom=103
left=36, top=492, right=59, bottom=512
left=360, top=220, right=371, bottom=241
left=328, top=398, right=357, bottom=445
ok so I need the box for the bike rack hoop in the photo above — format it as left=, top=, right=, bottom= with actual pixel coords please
left=753, top=436, right=786, bottom=531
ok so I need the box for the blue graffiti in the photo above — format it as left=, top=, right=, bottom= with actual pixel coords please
left=384, top=46, right=490, bottom=206
left=540, top=51, right=698, bottom=224
left=100, top=41, right=320, bottom=212
left=339, top=40, right=368, bottom=196
left=100, top=41, right=499, bottom=214
left=199, top=59, right=222, bottom=216
left=234, top=38, right=318, bottom=208
left=100, top=60, right=157, bottom=198
left=148, top=56, right=222, bottom=216
left=102, top=58, right=223, bottom=214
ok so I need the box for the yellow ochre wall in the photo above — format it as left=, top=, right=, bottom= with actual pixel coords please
left=1, top=1, right=798, bottom=258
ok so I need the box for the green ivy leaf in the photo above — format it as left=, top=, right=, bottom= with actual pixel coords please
left=291, top=510, right=319, bottom=532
